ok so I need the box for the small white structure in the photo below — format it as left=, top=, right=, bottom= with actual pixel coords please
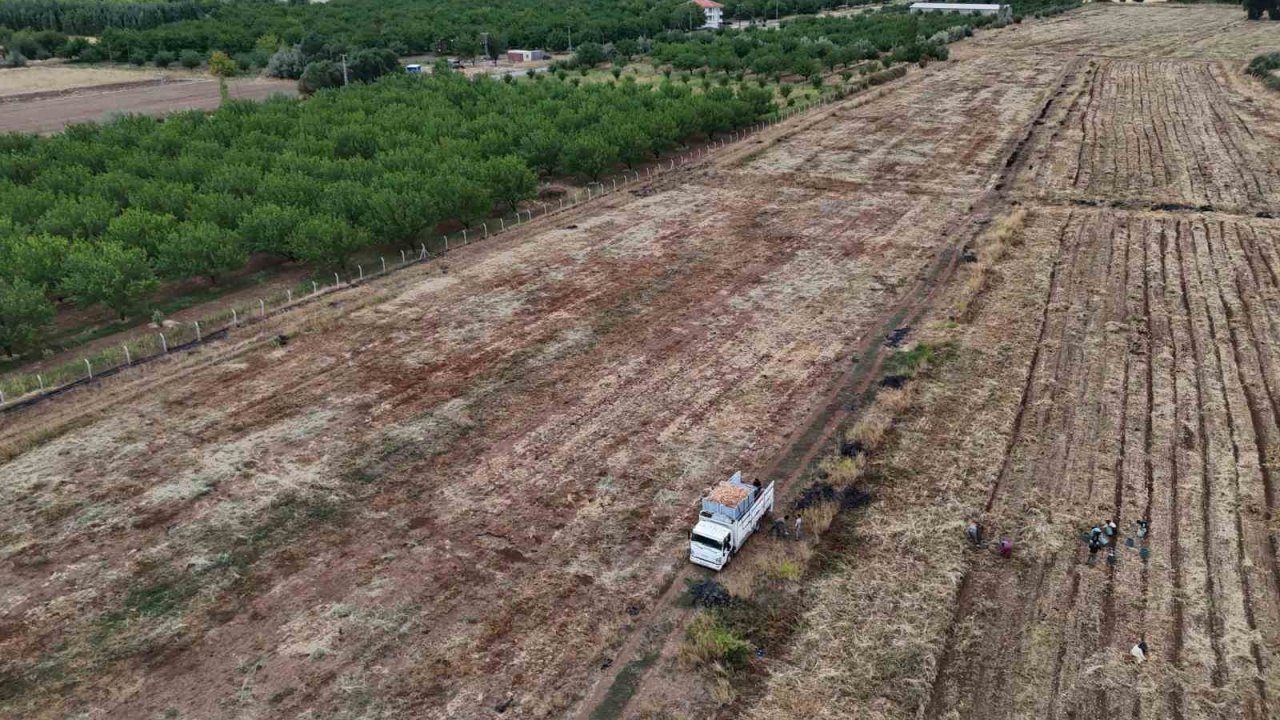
left=693, top=0, right=725, bottom=30
left=909, top=2, right=1011, bottom=19
left=506, top=49, right=549, bottom=63
left=404, top=63, right=423, bottom=74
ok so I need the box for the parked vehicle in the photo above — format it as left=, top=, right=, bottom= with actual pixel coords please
left=688, top=471, right=774, bottom=571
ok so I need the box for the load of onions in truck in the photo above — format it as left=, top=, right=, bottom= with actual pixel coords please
left=688, top=471, right=775, bottom=571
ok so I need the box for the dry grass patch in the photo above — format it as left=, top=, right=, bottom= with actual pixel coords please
left=955, top=207, right=1028, bottom=321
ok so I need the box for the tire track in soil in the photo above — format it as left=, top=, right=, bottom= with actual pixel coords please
left=1229, top=223, right=1280, bottom=594
left=1151, top=219, right=1189, bottom=720
left=1196, top=218, right=1275, bottom=713
left=1170, top=218, right=1231, bottom=694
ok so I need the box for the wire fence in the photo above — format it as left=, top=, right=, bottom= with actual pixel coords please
left=0, top=76, right=882, bottom=414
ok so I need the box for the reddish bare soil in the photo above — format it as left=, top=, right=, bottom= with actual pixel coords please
left=3, top=6, right=1279, bottom=720
left=0, top=58, right=1009, bottom=717
left=0, top=77, right=297, bottom=134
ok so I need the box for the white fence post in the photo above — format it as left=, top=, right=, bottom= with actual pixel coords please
left=463, top=229, right=468, bottom=243
left=501, top=217, right=506, bottom=231
left=334, top=272, right=340, bottom=286
left=232, top=309, right=238, bottom=326
left=524, top=209, right=532, bottom=221
left=420, top=243, right=427, bottom=259
left=358, top=265, right=364, bottom=280
left=160, top=333, right=168, bottom=354
left=382, top=257, right=387, bottom=273
left=123, top=344, right=131, bottom=366
left=401, top=249, right=407, bottom=264
left=259, top=298, right=265, bottom=316
left=287, top=289, right=292, bottom=304
left=312, top=280, right=318, bottom=295
left=84, top=358, right=92, bottom=379
left=541, top=203, right=548, bottom=214
left=444, top=234, right=450, bottom=250
left=37, top=374, right=44, bottom=391
left=612, top=179, right=617, bottom=191
left=483, top=222, right=488, bottom=238
left=194, top=321, right=201, bottom=342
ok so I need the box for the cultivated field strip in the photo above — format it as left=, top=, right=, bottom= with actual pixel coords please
left=1019, top=60, right=1280, bottom=212
left=962, top=5, right=1275, bottom=61
left=928, top=210, right=1280, bottom=720
left=733, top=53, right=1066, bottom=193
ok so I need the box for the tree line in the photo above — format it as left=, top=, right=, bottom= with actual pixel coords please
left=648, top=11, right=985, bottom=80
left=0, top=0, right=720, bottom=64
left=0, top=71, right=773, bottom=356
left=0, top=0, right=204, bottom=37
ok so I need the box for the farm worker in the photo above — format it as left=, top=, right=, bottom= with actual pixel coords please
left=794, top=515, right=803, bottom=541
left=966, top=521, right=982, bottom=547
left=1136, top=519, right=1149, bottom=539
left=1090, top=526, right=1103, bottom=544
left=1104, top=519, right=1117, bottom=537
left=1107, top=546, right=1117, bottom=567
left=1087, top=539, right=1101, bottom=565
left=1131, top=639, right=1148, bottom=663
left=998, top=537, right=1012, bottom=559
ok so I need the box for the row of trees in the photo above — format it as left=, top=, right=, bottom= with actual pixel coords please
left=0, top=0, right=723, bottom=64
left=0, top=71, right=773, bottom=354
left=649, top=11, right=981, bottom=79
left=0, top=0, right=204, bottom=36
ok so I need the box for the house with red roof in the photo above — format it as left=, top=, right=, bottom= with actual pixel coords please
left=692, top=0, right=725, bottom=29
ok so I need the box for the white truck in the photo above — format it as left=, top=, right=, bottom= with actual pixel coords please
left=688, top=471, right=775, bottom=571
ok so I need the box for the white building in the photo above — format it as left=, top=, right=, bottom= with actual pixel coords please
left=909, top=2, right=1012, bottom=19
left=693, top=0, right=725, bottom=30
left=506, top=49, right=549, bottom=63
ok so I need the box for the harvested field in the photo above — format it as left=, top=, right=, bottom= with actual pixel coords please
left=4, top=5, right=1280, bottom=720
left=1017, top=59, right=1280, bottom=212
left=0, top=41, right=1039, bottom=714
left=0, top=65, right=180, bottom=98
left=0, top=77, right=297, bottom=134
left=746, top=5, right=1280, bottom=720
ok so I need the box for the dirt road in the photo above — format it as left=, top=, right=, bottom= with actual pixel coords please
left=0, top=77, right=297, bottom=134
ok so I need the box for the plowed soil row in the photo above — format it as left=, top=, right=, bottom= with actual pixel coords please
left=1018, top=59, right=1280, bottom=213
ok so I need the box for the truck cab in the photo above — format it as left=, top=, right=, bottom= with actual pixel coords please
left=688, top=472, right=774, bottom=571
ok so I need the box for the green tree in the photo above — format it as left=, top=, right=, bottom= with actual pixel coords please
left=574, top=42, right=606, bottom=68
left=0, top=277, right=54, bottom=357
left=299, top=60, right=343, bottom=94
left=60, top=241, right=158, bottom=319
left=179, top=49, right=202, bottom=69
left=287, top=215, right=369, bottom=268
left=0, top=232, right=69, bottom=289
left=209, top=50, right=238, bottom=78
left=562, top=133, right=618, bottom=181
left=237, top=202, right=304, bottom=255
left=105, top=208, right=179, bottom=257
left=35, top=196, right=114, bottom=239
left=479, top=155, right=537, bottom=212
left=155, top=222, right=247, bottom=282
left=608, top=122, right=650, bottom=169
